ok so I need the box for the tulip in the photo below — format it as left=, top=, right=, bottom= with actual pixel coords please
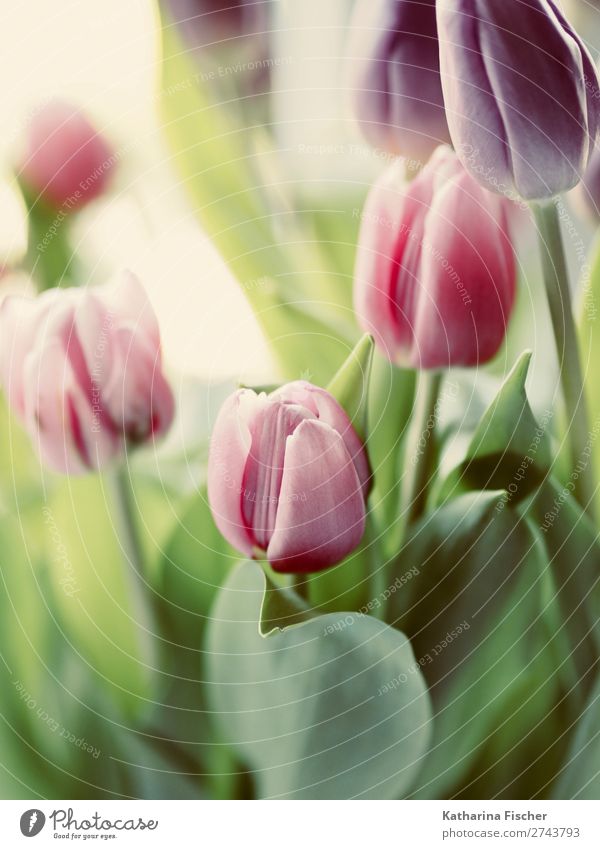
left=0, top=271, right=174, bottom=474
left=208, top=381, right=371, bottom=573
left=354, top=146, right=516, bottom=368
left=20, top=100, right=115, bottom=211
left=350, top=0, right=450, bottom=163
left=436, top=0, right=600, bottom=200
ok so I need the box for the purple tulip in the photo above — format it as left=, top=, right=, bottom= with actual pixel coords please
left=208, top=381, right=371, bottom=573
left=354, top=146, right=516, bottom=368
left=350, top=0, right=450, bottom=163
left=0, top=272, right=174, bottom=474
left=436, top=0, right=600, bottom=200
left=20, top=100, right=115, bottom=211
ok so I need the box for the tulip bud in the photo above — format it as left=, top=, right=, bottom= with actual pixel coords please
left=436, top=0, right=600, bottom=200
left=354, top=146, right=516, bottom=369
left=208, top=381, right=371, bottom=573
left=350, top=0, right=450, bottom=163
left=0, top=271, right=174, bottom=474
left=20, top=100, right=115, bottom=211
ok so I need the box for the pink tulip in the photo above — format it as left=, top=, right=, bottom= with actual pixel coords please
left=208, top=381, right=371, bottom=573
left=20, top=100, right=115, bottom=211
left=354, top=146, right=516, bottom=369
left=0, top=272, right=174, bottom=474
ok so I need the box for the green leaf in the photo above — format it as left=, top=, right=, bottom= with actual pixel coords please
left=578, top=232, right=600, bottom=514
left=389, top=492, right=567, bottom=799
left=159, top=488, right=236, bottom=647
left=554, top=672, right=600, bottom=799
left=326, top=333, right=374, bottom=442
left=438, top=352, right=551, bottom=503
left=206, top=561, right=432, bottom=799
left=528, top=480, right=600, bottom=693
left=366, top=356, right=416, bottom=553
left=259, top=570, right=312, bottom=636
left=44, top=475, right=155, bottom=718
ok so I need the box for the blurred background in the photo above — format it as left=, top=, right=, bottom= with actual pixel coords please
left=1, top=0, right=600, bottom=801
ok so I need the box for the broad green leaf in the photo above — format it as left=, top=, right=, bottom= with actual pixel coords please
left=578, top=232, right=600, bottom=515
left=45, top=475, right=155, bottom=718
left=152, top=489, right=236, bottom=787
left=205, top=561, right=432, bottom=799
left=554, top=672, right=600, bottom=799
left=159, top=488, right=236, bottom=647
left=528, top=481, right=600, bottom=691
left=438, top=352, right=551, bottom=503
left=390, top=492, right=567, bottom=799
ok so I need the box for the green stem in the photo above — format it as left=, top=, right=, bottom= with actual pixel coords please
left=532, top=201, right=596, bottom=519
left=401, top=371, right=443, bottom=529
left=106, top=466, right=157, bottom=670
left=366, top=517, right=387, bottom=621
left=291, top=574, right=309, bottom=602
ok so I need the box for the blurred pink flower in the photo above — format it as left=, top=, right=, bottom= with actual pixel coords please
left=0, top=271, right=174, bottom=474
left=208, top=381, right=370, bottom=573
left=20, top=100, right=115, bottom=211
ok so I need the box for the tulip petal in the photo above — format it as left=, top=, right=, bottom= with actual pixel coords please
left=267, top=419, right=366, bottom=573
left=438, top=0, right=600, bottom=199
left=23, top=339, right=119, bottom=474
left=351, top=0, right=450, bottom=161
left=241, top=400, right=313, bottom=550
left=207, top=389, right=264, bottom=557
left=271, top=380, right=371, bottom=497
left=414, top=169, right=515, bottom=368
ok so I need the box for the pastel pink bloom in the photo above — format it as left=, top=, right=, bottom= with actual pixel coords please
left=0, top=272, right=174, bottom=474
left=207, top=381, right=371, bottom=573
left=20, top=100, right=115, bottom=211
left=354, top=146, right=516, bottom=369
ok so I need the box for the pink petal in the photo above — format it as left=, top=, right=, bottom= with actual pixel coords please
left=100, top=325, right=174, bottom=442
left=207, top=389, right=264, bottom=558
left=23, top=339, right=119, bottom=474
left=270, top=381, right=371, bottom=498
left=413, top=168, right=516, bottom=368
left=267, top=419, right=366, bottom=574
left=241, top=400, right=313, bottom=549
